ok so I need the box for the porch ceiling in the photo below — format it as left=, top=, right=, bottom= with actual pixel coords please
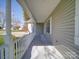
left=18, top=0, right=60, bottom=23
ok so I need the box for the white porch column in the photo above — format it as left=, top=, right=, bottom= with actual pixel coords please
left=5, top=0, right=11, bottom=42
left=50, top=17, right=53, bottom=35
left=75, top=0, right=79, bottom=46
left=5, top=0, right=14, bottom=59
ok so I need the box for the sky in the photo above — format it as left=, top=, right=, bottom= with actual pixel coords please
left=0, top=0, right=24, bottom=26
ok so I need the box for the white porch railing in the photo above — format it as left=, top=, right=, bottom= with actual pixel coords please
left=0, top=33, right=35, bottom=59
left=0, top=44, right=8, bottom=59
left=13, top=33, right=35, bottom=59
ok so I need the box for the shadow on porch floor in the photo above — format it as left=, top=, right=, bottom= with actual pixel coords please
left=22, top=34, right=52, bottom=59
left=22, top=34, right=79, bottom=59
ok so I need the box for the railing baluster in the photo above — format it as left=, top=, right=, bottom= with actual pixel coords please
left=13, top=33, right=35, bottom=59
left=5, top=46, right=9, bottom=59
left=16, top=42, right=18, bottom=59
left=0, top=45, right=8, bottom=59
left=19, top=40, right=21, bottom=59
left=0, top=48, right=3, bottom=59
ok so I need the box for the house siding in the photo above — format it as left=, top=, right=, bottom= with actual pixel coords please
left=51, top=0, right=79, bottom=54
left=36, top=23, right=44, bottom=34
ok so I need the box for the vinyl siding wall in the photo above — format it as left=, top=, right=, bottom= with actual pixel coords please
left=50, top=0, right=79, bottom=54
left=36, top=23, right=44, bottom=34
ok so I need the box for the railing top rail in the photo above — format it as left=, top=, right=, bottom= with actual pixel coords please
left=0, top=44, right=8, bottom=49
left=13, top=33, right=35, bottom=43
left=13, top=34, right=30, bottom=43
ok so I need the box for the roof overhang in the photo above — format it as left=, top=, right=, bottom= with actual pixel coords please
left=17, top=0, right=61, bottom=23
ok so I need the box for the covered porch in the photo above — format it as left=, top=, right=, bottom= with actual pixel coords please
left=0, top=0, right=79, bottom=59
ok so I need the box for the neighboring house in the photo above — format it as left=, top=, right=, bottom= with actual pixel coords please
left=12, top=20, right=21, bottom=30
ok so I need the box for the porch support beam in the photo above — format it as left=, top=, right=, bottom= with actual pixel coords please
left=6, top=0, right=11, bottom=37
left=5, top=0, right=14, bottom=59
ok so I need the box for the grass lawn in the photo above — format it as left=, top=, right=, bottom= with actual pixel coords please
left=0, top=35, right=16, bottom=46
left=0, top=35, right=4, bottom=46
left=0, top=30, right=17, bottom=46
left=0, top=30, right=23, bottom=46
left=0, top=31, right=5, bottom=46
left=0, top=31, right=4, bottom=34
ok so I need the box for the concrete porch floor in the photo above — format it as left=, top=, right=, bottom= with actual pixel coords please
left=21, top=34, right=79, bottom=59
left=22, top=34, right=52, bottom=59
